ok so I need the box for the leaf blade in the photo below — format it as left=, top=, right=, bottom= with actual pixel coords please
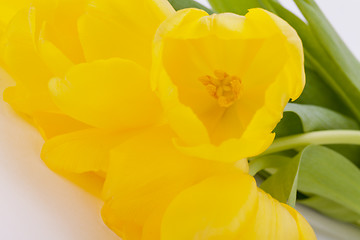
left=260, top=154, right=301, bottom=207
left=297, top=145, right=360, bottom=215
left=168, top=0, right=214, bottom=14
left=275, top=103, right=359, bottom=138
left=293, top=0, right=360, bottom=121
left=208, top=0, right=262, bottom=15
left=300, top=196, right=360, bottom=224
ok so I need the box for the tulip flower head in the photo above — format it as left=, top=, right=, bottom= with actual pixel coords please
left=102, top=126, right=316, bottom=240
left=1, top=0, right=175, bottom=175
left=152, top=8, right=305, bottom=162
left=0, top=0, right=175, bottom=138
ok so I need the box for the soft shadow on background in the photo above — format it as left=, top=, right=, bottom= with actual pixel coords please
left=0, top=69, right=119, bottom=240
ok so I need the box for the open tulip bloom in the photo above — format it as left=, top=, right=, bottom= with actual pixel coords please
left=1, top=0, right=360, bottom=239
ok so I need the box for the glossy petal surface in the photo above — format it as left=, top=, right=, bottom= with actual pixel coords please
left=41, top=128, right=137, bottom=175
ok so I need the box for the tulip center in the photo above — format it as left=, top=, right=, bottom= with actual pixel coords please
left=199, top=70, right=242, bottom=107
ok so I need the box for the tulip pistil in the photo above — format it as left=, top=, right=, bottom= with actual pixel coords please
left=199, top=70, right=242, bottom=107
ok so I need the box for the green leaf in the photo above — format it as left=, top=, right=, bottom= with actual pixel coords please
left=260, top=154, right=301, bottom=207
left=285, top=103, right=359, bottom=132
left=274, top=111, right=303, bottom=138
left=267, top=0, right=323, bottom=58
left=208, top=0, right=262, bottom=15
left=293, top=0, right=360, bottom=122
left=297, top=145, right=360, bottom=216
left=296, top=68, right=353, bottom=117
left=300, top=196, right=360, bottom=224
left=249, top=155, right=291, bottom=176
left=295, top=0, right=360, bottom=84
left=327, top=145, right=360, bottom=167
left=168, top=0, right=214, bottom=14
left=275, top=103, right=359, bottom=138
left=266, top=0, right=335, bottom=70
left=262, top=0, right=360, bottom=168
left=267, top=0, right=360, bottom=122
left=303, top=50, right=360, bottom=123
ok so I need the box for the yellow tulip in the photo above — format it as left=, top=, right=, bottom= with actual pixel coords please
left=46, top=0, right=175, bottom=132
left=1, top=0, right=174, bottom=173
left=152, top=8, right=305, bottom=162
left=0, top=0, right=175, bottom=139
left=0, top=0, right=90, bottom=138
left=101, top=126, right=315, bottom=240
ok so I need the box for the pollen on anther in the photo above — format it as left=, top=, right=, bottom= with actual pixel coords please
left=199, top=70, right=242, bottom=107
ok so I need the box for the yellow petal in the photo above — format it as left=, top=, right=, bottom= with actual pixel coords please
left=32, top=0, right=87, bottom=64
left=255, top=191, right=300, bottom=240
left=49, top=58, right=162, bottom=130
left=162, top=174, right=310, bottom=240
left=59, top=172, right=105, bottom=198
left=32, top=111, right=89, bottom=139
left=161, top=173, right=259, bottom=240
left=244, top=9, right=305, bottom=100
left=3, top=85, right=58, bottom=115
left=78, top=0, right=174, bottom=67
left=101, top=126, right=241, bottom=239
left=283, top=204, right=317, bottom=240
left=0, top=6, right=64, bottom=124
left=37, top=37, right=74, bottom=77
left=0, top=8, right=52, bottom=92
left=247, top=190, right=314, bottom=240
left=4, top=85, right=88, bottom=139
left=41, top=128, right=135, bottom=175
left=175, top=132, right=274, bottom=162
left=250, top=189, right=278, bottom=239
left=0, top=0, right=31, bottom=33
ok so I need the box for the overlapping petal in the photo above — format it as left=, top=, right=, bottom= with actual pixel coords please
left=33, top=0, right=87, bottom=64
left=0, top=2, right=88, bottom=138
left=102, top=125, right=243, bottom=239
left=161, top=173, right=259, bottom=240
left=1, top=0, right=174, bottom=137
left=161, top=174, right=311, bottom=240
left=0, top=0, right=31, bottom=35
left=49, top=58, right=162, bottom=130
left=41, top=128, right=136, bottom=175
left=78, top=0, right=174, bottom=67
left=152, top=8, right=305, bottom=162
left=0, top=8, right=53, bottom=96
left=102, top=126, right=315, bottom=240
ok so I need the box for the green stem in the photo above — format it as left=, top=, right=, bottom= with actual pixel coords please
left=264, top=130, right=360, bottom=155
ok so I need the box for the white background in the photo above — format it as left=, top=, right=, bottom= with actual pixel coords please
left=0, top=0, right=360, bottom=239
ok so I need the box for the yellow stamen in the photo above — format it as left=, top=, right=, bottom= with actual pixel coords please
left=199, top=70, right=242, bottom=107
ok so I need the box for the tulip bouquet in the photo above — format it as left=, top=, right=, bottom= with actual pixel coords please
left=0, top=0, right=359, bottom=239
